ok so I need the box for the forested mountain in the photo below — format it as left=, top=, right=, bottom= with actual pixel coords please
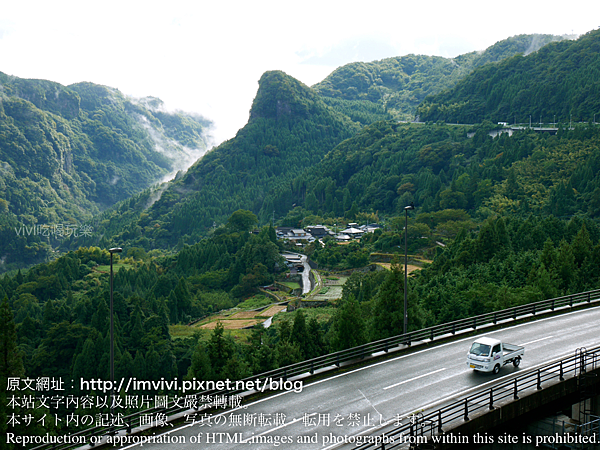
left=4, top=27, right=600, bottom=447
left=417, top=29, right=600, bottom=124
left=89, top=71, right=359, bottom=249
left=0, top=73, right=211, bottom=271
left=1, top=33, right=580, bottom=272
left=314, top=34, right=570, bottom=121
left=284, top=119, right=600, bottom=216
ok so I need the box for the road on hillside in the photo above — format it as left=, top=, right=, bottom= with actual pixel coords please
left=117, top=307, right=600, bottom=450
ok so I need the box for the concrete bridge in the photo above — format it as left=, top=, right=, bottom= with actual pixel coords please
left=468, top=126, right=559, bottom=139
left=362, top=348, right=600, bottom=450
left=106, top=305, right=600, bottom=450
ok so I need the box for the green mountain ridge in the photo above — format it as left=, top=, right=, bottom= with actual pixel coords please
left=89, top=70, right=359, bottom=249
left=416, top=29, right=600, bottom=124
left=0, top=31, right=589, bottom=270
left=275, top=120, right=600, bottom=228
left=83, top=34, right=574, bottom=252
left=314, top=34, right=572, bottom=121
left=5, top=30, right=600, bottom=446
left=0, top=72, right=212, bottom=271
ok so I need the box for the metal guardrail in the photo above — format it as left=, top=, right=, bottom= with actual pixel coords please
left=30, top=288, right=600, bottom=449
left=354, top=345, right=600, bottom=449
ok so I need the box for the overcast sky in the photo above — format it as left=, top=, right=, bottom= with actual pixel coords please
left=1, top=1, right=598, bottom=146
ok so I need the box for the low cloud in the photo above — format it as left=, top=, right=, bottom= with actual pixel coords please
left=128, top=94, right=215, bottom=184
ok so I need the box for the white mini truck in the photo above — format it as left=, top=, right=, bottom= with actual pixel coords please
left=467, top=337, right=524, bottom=374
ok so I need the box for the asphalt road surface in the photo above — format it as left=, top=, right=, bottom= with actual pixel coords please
left=116, top=306, right=600, bottom=450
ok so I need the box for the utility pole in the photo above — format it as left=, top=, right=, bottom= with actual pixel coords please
left=403, top=203, right=415, bottom=337
left=108, top=247, right=122, bottom=432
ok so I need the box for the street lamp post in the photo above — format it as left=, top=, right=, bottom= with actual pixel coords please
left=403, top=203, right=414, bottom=336
left=108, top=247, right=122, bottom=426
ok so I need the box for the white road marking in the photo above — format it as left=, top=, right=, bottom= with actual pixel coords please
left=383, top=367, right=447, bottom=390
left=358, top=388, right=382, bottom=418
left=522, top=336, right=554, bottom=346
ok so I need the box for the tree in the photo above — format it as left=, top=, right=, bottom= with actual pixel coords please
left=1, top=295, right=50, bottom=448
left=571, top=224, right=592, bottom=268
left=221, top=353, right=250, bottom=381
left=291, top=309, right=310, bottom=357
left=476, top=218, right=500, bottom=263
left=0, top=296, right=24, bottom=379
left=72, top=332, right=102, bottom=382
left=186, top=342, right=212, bottom=380
left=227, top=210, right=258, bottom=232
left=275, top=340, right=302, bottom=367
left=207, top=322, right=234, bottom=380
left=329, top=295, right=366, bottom=351
left=370, top=264, right=405, bottom=340
left=145, top=345, right=161, bottom=381
left=30, top=321, right=90, bottom=378
left=132, top=350, right=146, bottom=379
left=307, top=317, right=327, bottom=358
left=247, top=326, right=276, bottom=374
left=1, top=296, right=25, bottom=448
left=556, top=239, right=576, bottom=291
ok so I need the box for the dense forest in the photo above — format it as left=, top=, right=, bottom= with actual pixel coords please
left=3, top=28, right=600, bottom=448
left=272, top=120, right=600, bottom=226
left=0, top=73, right=211, bottom=270
left=3, top=209, right=600, bottom=445
left=417, top=29, right=600, bottom=124
left=84, top=71, right=360, bottom=250
left=67, top=34, right=580, bottom=254
left=314, top=34, right=571, bottom=121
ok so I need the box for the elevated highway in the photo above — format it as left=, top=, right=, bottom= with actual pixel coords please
left=114, top=306, right=600, bottom=450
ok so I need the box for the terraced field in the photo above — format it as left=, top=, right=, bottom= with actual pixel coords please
left=198, top=304, right=288, bottom=329
left=310, top=275, right=347, bottom=301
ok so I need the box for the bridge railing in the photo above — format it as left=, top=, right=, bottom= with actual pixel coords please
left=354, top=345, right=600, bottom=449
left=30, top=288, right=600, bottom=449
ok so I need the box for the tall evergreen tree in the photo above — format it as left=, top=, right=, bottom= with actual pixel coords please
left=329, top=295, right=366, bottom=351
left=0, top=296, right=24, bottom=379
left=1, top=295, right=25, bottom=448
left=370, top=264, right=405, bottom=340
left=291, top=309, right=310, bottom=355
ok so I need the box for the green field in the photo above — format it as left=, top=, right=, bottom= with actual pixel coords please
left=280, top=281, right=301, bottom=290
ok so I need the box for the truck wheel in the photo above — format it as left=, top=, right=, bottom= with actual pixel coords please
left=513, top=357, right=521, bottom=367
left=493, top=364, right=500, bottom=374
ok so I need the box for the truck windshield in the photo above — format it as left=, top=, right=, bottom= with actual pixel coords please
left=470, top=342, right=491, bottom=356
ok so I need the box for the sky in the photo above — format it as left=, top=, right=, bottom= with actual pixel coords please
left=1, top=1, right=599, bottom=147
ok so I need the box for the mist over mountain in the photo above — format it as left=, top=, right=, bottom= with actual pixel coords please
left=1, top=31, right=593, bottom=271
left=0, top=73, right=212, bottom=270
left=5, top=30, right=600, bottom=444
left=417, top=29, right=600, bottom=124
left=314, top=34, right=573, bottom=121
left=87, top=70, right=359, bottom=250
